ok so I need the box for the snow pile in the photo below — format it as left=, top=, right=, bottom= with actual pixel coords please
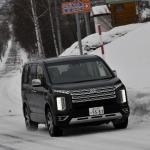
left=103, top=22, right=150, bottom=90
left=61, top=23, right=143, bottom=56
left=141, top=8, right=150, bottom=21
left=128, top=89, right=150, bottom=122
left=62, top=22, right=150, bottom=91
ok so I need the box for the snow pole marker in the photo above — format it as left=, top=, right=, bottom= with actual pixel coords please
left=97, top=24, right=105, bottom=60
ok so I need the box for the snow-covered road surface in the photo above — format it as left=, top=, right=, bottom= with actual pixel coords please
left=1, top=112, right=150, bottom=150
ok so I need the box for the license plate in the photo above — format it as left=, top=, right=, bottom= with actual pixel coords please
left=89, top=107, right=104, bottom=116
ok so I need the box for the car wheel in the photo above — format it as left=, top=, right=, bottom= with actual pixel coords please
left=46, top=108, right=63, bottom=137
left=24, top=106, right=38, bottom=130
left=113, top=118, right=128, bottom=129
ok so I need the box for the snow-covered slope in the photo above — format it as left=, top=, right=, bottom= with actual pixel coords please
left=102, top=23, right=150, bottom=91
left=62, top=22, right=150, bottom=91
left=61, top=23, right=143, bottom=56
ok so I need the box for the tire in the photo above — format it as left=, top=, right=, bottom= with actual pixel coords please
left=24, top=106, right=38, bottom=131
left=46, top=108, right=63, bottom=137
left=113, top=118, right=128, bottom=129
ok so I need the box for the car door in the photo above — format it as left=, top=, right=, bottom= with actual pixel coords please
left=28, top=63, right=38, bottom=115
left=31, top=64, right=47, bottom=121
left=22, top=64, right=31, bottom=107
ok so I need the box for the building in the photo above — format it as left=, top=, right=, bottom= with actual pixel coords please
left=91, top=5, right=112, bottom=32
left=106, top=0, right=138, bottom=26
left=91, top=0, right=106, bottom=6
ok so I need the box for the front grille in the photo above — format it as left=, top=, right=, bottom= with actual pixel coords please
left=70, top=86, right=116, bottom=103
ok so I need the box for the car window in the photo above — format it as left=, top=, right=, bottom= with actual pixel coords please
left=37, top=65, right=46, bottom=85
left=29, top=64, right=37, bottom=84
left=22, top=65, right=29, bottom=84
left=37, top=65, right=43, bottom=79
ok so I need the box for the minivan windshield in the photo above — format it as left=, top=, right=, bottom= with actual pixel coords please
left=46, top=59, right=113, bottom=84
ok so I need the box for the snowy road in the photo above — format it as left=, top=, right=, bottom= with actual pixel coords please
left=1, top=110, right=150, bottom=150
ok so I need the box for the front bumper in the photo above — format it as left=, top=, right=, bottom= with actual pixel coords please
left=54, top=99, right=130, bottom=127
left=69, top=112, right=122, bottom=125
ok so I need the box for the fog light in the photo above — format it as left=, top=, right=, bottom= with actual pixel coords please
left=56, top=97, right=66, bottom=111
left=120, top=89, right=127, bottom=103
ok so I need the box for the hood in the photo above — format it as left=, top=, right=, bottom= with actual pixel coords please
left=52, top=77, right=122, bottom=91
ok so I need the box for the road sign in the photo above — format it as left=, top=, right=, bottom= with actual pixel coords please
left=62, top=0, right=91, bottom=15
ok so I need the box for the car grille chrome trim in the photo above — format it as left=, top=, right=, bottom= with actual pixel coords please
left=69, top=113, right=122, bottom=125
left=70, top=86, right=116, bottom=103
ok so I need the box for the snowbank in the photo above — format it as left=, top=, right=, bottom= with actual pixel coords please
left=61, top=22, right=150, bottom=91
left=0, top=71, right=22, bottom=116
left=128, top=89, right=150, bottom=122
left=61, top=23, right=143, bottom=56
left=0, top=39, right=12, bottom=69
left=103, top=22, right=150, bottom=91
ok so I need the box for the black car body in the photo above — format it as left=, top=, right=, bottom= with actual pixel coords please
left=21, top=55, right=130, bottom=136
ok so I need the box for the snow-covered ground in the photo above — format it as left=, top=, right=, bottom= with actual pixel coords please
left=61, top=23, right=143, bottom=56
left=0, top=39, right=12, bottom=70
left=1, top=23, right=150, bottom=149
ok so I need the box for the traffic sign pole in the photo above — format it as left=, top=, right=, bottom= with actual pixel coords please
left=75, top=13, right=83, bottom=55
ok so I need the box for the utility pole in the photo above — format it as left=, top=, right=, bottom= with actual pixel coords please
left=54, top=0, right=63, bottom=54
left=84, top=13, right=91, bottom=36
left=30, top=0, right=45, bottom=57
left=75, top=14, right=83, bottom=55
left=47, top=0, right=59, bottom=56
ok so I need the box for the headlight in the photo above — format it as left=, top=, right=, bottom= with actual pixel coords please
left=120, top=89, right=127, bottom=103
left=56, top=97, right=66, bottom=111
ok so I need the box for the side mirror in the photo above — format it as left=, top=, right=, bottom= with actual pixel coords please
left=113, top=70, right=117, bottom=77
left=32, top=79, right=41, bottom=87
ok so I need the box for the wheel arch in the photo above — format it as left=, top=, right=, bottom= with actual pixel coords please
left=45, top=103, right=51, bottom=115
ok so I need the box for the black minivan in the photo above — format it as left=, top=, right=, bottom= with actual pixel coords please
left=21, top=55, right=130, bottom=136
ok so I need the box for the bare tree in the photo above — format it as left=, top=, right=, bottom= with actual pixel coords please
left=47, top=0, right=59, bottom=56
left=54, top=0, right=63, bottom=54
left=30, top=0, right=45, bottom=57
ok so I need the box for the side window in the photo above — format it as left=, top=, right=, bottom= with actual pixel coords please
left=37, top=65, right=46, bottom=85
left=97, top=62, right=107, bottom=77
left=22, top=65, right=29, bottom=84
left=97, top=61, right=112, bottom=78
left=29, top=64, right=37, bottom=84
